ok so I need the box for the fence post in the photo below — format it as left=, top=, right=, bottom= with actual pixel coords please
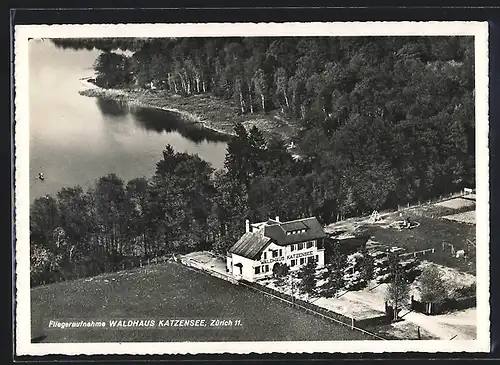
left=351, top=317, right=354, bottom=330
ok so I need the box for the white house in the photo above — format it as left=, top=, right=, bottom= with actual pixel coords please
left=226, top=216, right=326, bottom=282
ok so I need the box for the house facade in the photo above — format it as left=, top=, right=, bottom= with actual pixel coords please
left=226, top=216, right=326, bottom=282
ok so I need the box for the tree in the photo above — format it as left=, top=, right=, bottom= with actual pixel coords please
left=385, top=254, right=410, bottom=321
left=211, top=170, right=249, bottom=255
left=247, top=126, right=267, bottom=177
left=30, top=195, right=59, bottom=250
left=93, top=52, right=130, bottom=88
left=298, top=257, right=318, bottom=300
left=253, top=68, right=268, bottom=112
left=149, top=145, right=216, bottom=254
left=30, top=244, right=56, bottom=286
left=95, top=173, right=127, bottom=255
left=323, top=242, right=347, bottom=297
left=358, top=245, right=375, bottom=286
left=123, top=177, right=150, bottom=256
left=274, top=67, right=290, bottom=111
left=418, top=265, right=448, bottom=303
left=224, top=123, right=251, bottom=187
left=273, top=262, right=290, bottom=278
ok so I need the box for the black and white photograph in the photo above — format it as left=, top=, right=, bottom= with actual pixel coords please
left=14, top=22, right=490, bottom=355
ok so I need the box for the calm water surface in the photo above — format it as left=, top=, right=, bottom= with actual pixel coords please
left=29, top=40, right=228, bottom=201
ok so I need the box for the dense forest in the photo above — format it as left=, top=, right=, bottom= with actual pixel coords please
left=31, top=37, right=475, bottom=286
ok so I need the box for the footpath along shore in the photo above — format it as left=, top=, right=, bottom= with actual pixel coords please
left=78, top=78, right=297, bottom=143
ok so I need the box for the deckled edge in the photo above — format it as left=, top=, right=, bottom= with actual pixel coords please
left=13, top=21, right=491, bottom=356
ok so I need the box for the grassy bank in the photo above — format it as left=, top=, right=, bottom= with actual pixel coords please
left=32, top=262, right=375, bottom=342
left=329, top=201, right=476, bottom=275
left=79, top=86, right=298, bottom=143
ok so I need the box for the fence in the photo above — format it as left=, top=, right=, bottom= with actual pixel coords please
left=239, top=280, right=393, bottom=340
left=400, top=248, right=435, bottom=259
left=410, top=295, right=476, bottom=315
left=334, top=190, right=469, bottom=223
left=180, top=257, right=240, bottom=285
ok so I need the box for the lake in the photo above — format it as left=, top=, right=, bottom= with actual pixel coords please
left=28, top=40, right=228, bottom=202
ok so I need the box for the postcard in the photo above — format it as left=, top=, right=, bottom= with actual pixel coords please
left=14, top=21, right=490, bottom=355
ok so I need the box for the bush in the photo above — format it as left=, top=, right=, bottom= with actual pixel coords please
left=418, top=265, right=449, bottom=302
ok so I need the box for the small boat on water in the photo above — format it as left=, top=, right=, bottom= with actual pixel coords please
left=38, top=172, right=44, bottom=181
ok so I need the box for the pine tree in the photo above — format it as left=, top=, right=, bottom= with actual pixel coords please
left=385, top=254, right=410, bottom=321
left=298, top=257, right=318, bottom=300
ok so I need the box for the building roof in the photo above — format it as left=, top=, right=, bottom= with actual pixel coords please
left=228, top=232, right=271, bottom=260
left=264, top=217, right=326, bottom=246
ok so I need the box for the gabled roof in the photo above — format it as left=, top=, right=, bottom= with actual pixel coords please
left=228, top=232, right=271, bottom=260
left=264, top=217, right=326, bottom=246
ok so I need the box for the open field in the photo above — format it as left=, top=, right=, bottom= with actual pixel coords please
left=326, top=199, right=476, bottom=274
left=435, top=197, right=475, bottom=210
left=442, top=210, right=475, bottom=224
left=31, top=262, right=375, bottom=343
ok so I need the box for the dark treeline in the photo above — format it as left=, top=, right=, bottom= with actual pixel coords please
left=32, top=37, right=475, bottom=286
left=53, top=36, right=475, bottom=199
left=51, top=38, right=149, bottom=52
left=31, top=134, right=313, bottom=286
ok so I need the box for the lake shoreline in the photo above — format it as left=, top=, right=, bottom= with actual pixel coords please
left=79, top=81, right=236, bottom=137
left=78, top=78, right=298, bottom=143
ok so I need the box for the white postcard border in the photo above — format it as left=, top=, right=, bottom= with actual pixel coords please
left=14, top=21, right=490, bottom=355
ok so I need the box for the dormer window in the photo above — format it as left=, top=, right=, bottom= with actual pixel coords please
left=286, top=228, right=307, bottom=235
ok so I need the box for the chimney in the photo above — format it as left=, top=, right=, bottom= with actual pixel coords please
left=275, top=216, right=280, bottom=223
left=245, top=219, right=250, bottom=233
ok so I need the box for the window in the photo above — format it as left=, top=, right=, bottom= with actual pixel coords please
left=300, top=258, right=305, bottom=265
left=291, top=259, right=296, bottom=267
left=291, top=244, right=295, bottom=251
left=255, top=266, right=261, bottom=274
left=298, top=243, right=304, bottom=250
left=315, top=255, right=319, bottom=262
left=306, top=242, right=312, bottom=249
left=263, top=252, right=267, bottom=260
left=311, top=241, right=316, bottom=247
left=279, top=249, right=283, bottom=256
left=264, top=265, right=269, bottom=272
left=272, top=250, right=278, bottom=258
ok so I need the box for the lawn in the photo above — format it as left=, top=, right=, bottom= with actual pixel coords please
left=359, top=203, right=476, bottom=274
left=31, top=262, right=375, bottom=343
